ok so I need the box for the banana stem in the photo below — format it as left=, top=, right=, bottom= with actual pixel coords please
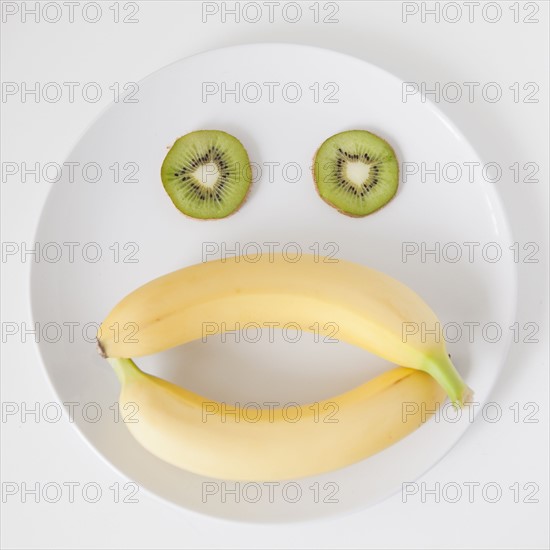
left=423, top=354, right=473, bottom=408
left=107, top=357, right=141, bottom=384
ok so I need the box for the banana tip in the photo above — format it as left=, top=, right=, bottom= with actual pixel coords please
left=462, top=386, right=474, bottom=405
left=96, top=339, right=107, bottom=359
left=455, top=386, right=475, bottom=409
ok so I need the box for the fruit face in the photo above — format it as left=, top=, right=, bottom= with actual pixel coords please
left=161, top=130, right=252, bottom=219
left=313, top=130, right=399, bottom=217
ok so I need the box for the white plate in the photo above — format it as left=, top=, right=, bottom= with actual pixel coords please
left=31, top=43, right=516, bottom=522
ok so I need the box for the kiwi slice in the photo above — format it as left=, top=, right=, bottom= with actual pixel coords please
left=161, top=130, right=252, bottom=219
left=313, top=130, right=399, bottom=217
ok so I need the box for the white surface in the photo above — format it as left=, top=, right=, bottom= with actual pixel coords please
left=1, top=1, right=548, bottom=548
left=29, top=42, right=516, bottom=521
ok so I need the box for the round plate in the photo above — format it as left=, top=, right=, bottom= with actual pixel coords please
left=31, top=44, right=516, bottom=522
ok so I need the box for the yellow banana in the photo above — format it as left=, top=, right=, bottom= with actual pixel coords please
left=110, top=357, right=446, bottom=481
left=98, top=254, right=472, bottom=406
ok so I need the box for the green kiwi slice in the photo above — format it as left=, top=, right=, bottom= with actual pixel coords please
left=161, top=130, right=252, bottom=219
left=313, top=130, right=399, bottom=217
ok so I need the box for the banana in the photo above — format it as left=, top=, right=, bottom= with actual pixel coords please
left=98, top=254, right=472, bottom=406
left=110, top=357, right=446, bottom=481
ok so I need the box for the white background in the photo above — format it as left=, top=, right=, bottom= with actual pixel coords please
left=1, top=1, right=548, bottom=548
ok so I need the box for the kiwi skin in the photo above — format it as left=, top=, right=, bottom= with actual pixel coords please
left=312, top=130, right=399, bottom=218
left=161, top=130, right=252, bottom=221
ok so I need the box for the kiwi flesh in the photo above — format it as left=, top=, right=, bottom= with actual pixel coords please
left=313, top=130, right=399, bottom=217
left=161, top=130, right=252, bottom=219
